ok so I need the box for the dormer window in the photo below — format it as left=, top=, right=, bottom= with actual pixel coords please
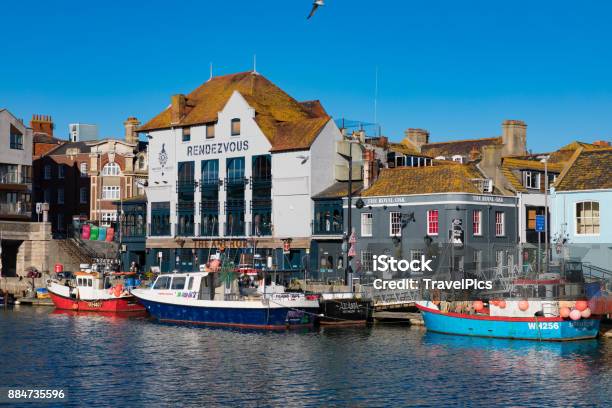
left=231, top=119, right=241, bottom=136
left=524, top=171, right=540, bottom=189
left=182, top=127, right=191, bottom=142
left=452, top=155, right=463, bottom=163
left=206, top=124, right=215, bottom=139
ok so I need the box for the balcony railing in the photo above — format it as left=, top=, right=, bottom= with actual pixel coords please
left=121, top=226, right=146, bottom=238
left=250, top=176, right=272, bottom=188
left=0, top=201, right=32, bottom=216
left=200, top=200, right=219, bottom=211
left=200, top=220, right=219, bottom=237
left=176, top=202, right=195, bottom=212
left=176, top=180, right=196, bottom=192
left=200, top=178, right=221, bottom=190
left=251, top=198, right=272, bottom=210
left=312, top=220, right=344, bottom=235
left=225, top=200, right=245, bottom=212
left=225, top=177, right=248, bottom=188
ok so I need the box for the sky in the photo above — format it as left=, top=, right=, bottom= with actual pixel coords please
left=2, top=0, right=612, bottom=152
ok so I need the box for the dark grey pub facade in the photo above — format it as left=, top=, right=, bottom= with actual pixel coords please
left=346, top=165, right=520, bottom=282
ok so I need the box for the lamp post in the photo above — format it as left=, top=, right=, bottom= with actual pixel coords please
left=339, top=145, right=354, bottom=288
left=542, top=156, right=549, bottom=273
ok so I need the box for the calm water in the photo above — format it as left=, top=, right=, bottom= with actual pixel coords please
left=1, top=307, right=611, bottom=407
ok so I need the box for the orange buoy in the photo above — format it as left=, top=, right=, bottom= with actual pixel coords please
left=574, top=300, right=588, bottom=312
left=569, top=309, right=582, bottom=320
left=559, top=306, right=571, bottom=318
left=498, top=300, right=506, bottom=309
left=518, top=300, right=529, bottom=311
left=490, top=300, right=499, bottom=306
left=580, top=308, right=592, bottom=318
left=473, top=300, right=484, bottom=312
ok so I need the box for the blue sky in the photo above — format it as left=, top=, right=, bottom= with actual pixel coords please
left=2, top=0, right=612, bottom=152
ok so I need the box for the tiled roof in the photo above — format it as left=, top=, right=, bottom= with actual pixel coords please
left=139, top=72, right=330, bottom=152
left=555, top=148, right=612, bottom=191
left=313, top=181, right=364, bottom=199
left=548, top=140, right=604, bottom=164
left=502, top=157, right=565, bottom=173
left=388, top=142, right=428, bottom=157
left=420, top=137, right=501, bottom=158
left=46, top=141, right=92, bottom=155
left=362, top=165, right=486, bottom=197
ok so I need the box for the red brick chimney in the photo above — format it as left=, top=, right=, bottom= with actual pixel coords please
left=30, top=114, right=54, bottom=136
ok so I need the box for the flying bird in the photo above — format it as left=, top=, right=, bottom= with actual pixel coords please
left=307, top=0, right=324, bottom=19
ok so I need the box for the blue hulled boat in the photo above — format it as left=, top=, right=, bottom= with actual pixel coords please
left=132, top=271, right=320, bottom=330
left=416, top=301, right=600, bottom=341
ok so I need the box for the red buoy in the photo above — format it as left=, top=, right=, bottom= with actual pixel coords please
left=473, top=300, right=484, bottom=312
left=518, top=300, right=529, bottom=311
left=559, top=306, right=571, bottom=318
left=575, top=300, right=588, bottom=312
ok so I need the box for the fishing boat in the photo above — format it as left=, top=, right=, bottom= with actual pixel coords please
left=131, top=268, right=320, bottom=330
left=416, top=300, right=600, bottom=341
left=47, top=271, right=145, bottom=313
left=317, top=293, right=373, bottom=326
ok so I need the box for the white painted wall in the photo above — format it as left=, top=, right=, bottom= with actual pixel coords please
left=0, top=110, right=32, bottom=167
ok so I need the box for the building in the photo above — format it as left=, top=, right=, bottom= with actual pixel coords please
left=33, top=117, right=147, bottom=234
left=114, top=195, right=147, bottom=270
left=550, top=147, right=612, bottom=270
left=350, top=163, right=519, bottom=282
left=0, top=109, right=50, bottom=276
left=139, top=71, right=343, bottom=273
left=69, top=123, right=98, bottom=142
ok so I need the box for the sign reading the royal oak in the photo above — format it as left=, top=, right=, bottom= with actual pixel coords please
left=187, top=140, right=249, bottom=157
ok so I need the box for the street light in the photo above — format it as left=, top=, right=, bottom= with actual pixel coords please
left=338, top=143, right=355, bottom=288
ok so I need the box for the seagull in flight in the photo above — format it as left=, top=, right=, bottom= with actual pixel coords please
left=307, top=0, right=324, bottom=19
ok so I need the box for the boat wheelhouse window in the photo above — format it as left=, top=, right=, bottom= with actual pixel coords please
left=77, top=278, right=82, bottom=286
left=187, top=277, right=194, bottom=290
left=171, top=277, right=186, bottom=290
left=153, top=276, right=171, bottom=290
left=87, top=279, right=92, bottom=287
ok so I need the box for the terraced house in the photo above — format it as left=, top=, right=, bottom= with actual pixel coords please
left=551, top=146, right=612, bottom=271
left=139, top=71, right=344, bottom=272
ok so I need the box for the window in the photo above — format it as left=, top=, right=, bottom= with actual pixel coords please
left=58, top=165, right=65, bottom=179
left=576, top=201, right=600, bottom=235
left=101, top=212, right=117, bottom=225
left=102, top=186, right=120, bottom=200
left=524, top=171, right=540, bottom=189
left=187, top=277, right=194, bottom=290
left=226, top=157, right=245, bottom=181
left=80, top=162, right=88, bottom=177
left=182, top=127, right=191, bottom=142
left=495, top=211, right=505, bottom=236
left=57, top=188, right=64, bottom=204
left=80, top=187, right=87, bottom=204
left=153, top=276, right=171, bottom=290
left=427, top=210, right=439, bottom=235
left=548, top=173, right=557, bottom=187
left=201, top=159, right=219, bottom=184
left=101, top=162, right=120, bottom=176
left=9, top=125, right=23, bottom=150
left=389, top=212, right=402, bottom=236
left=43, top=189, right=50, bottom=203
left=171, top=277, right=186, bottom=290
left=360, top=251, right=373, bottom=272
left=231, top=118, right=241, bottom=136
left=138, top=156, right=145, bottom=170
left=452, top=155, right=463, bottom=163
left=361, top=213, right=373, bottom=237
left=206, top=124, right=215, bottom=139
left=44, top=165, right=52, bottom=180
left=527, top=209, right=537, bottom=230
left=472, top=210, right=482, bottom=236
left=410, top=249, right=424, bottom=262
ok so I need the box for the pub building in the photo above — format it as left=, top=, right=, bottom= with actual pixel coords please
left=348, top=162, right=520, bottom=283
left=138, top=71, right=345, bottom=274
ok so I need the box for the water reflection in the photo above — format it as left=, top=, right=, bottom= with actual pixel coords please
left=0, top=308, right=610, bottom=407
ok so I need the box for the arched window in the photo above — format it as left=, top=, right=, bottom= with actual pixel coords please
left=138, top=155, right=145, bottom=170
left=576, top=201, right=600, bottom=235
left=102, top=162, right=121, bottom=176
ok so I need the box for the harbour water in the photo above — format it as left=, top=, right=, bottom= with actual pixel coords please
left=1, top=307, right=611, bottom=407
